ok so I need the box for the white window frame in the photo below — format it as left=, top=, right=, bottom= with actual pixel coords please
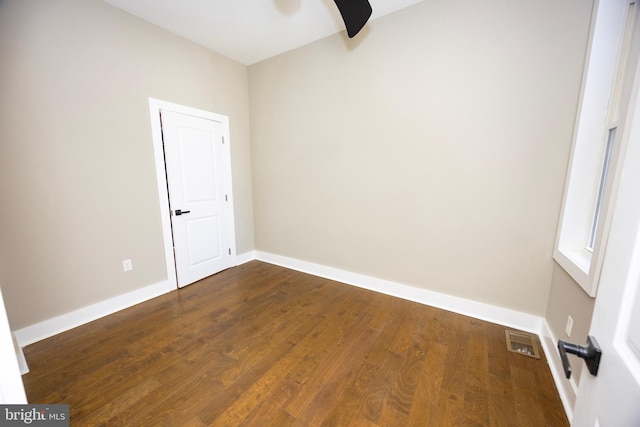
left=554, top=0, right=634, bottom=297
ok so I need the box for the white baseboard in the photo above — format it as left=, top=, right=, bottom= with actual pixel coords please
left=256, top=251, right=573, bottom=418
left=13, top=250, right=258, bottom=348
left=255, top=251, right=543, bottom=334
left=11, top=333, right=29, bottom=375
left=11, top=249, right=572, bottom=422
left=15, top=251, right=546, bottom=345
left=14, top=280, right=174, bottom=348
left=539, top=320, right=578, bottom=422
left=235, top=250, right=256, bottom=266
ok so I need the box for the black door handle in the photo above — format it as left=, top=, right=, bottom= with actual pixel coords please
left=557, top=336, right=602, bottom=379
left=174, top=209, right=191, bottom=216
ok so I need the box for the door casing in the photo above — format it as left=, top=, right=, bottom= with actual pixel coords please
left=148, top=98, right=237, bottom=289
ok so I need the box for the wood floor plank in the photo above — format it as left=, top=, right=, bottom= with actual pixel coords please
left=103, top=360, right=226, bottom=426
left=283, top=311, right=377, bottom=421
left=294, top=325, right=381, bottom=426
left=407, top=341, right=447, bottom=426
left=485, top=323, right=517, bottom=427
left=239, top=288, right=371, bottom=425
left=21, top=261, right=569, bottom=426
left=511, top=365, right=548, bottom=426
left=430, top=315, right=468, bottom=425
left=461, top=322, right=490, bottom=426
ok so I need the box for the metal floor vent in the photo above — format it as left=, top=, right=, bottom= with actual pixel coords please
left=505, top=330, right=541, bottom=359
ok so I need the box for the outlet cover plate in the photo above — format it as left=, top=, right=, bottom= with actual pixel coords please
left=566, top=315, right=574, bottom=337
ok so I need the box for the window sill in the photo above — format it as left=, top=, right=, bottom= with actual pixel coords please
left=553, top=247, right=596, bottom=297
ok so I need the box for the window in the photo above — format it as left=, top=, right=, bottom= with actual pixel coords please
left=586, top=126, right=616, bottom=252
left=554, top=0, right=637, bottom=296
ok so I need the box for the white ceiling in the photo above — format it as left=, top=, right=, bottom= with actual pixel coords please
left=101, top=0, right=423, bottom=65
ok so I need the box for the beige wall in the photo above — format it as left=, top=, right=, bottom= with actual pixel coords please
left=546, top=262, right=595, bottom=384
left=249, top=0, right=594, bottom=315
left=0, top=0, right=254, bottom=329
left=0, top=0, right=596, bottom=333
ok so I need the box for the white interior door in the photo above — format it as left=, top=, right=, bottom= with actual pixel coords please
left=160, top=109, right=235, bottom=288
left=571, top=33, right=640, bottom=426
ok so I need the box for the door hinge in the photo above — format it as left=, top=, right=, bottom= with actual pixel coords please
left=222, top=136, right=225, bottom=144
left=225, top=194, right=228, bottom=202
left=228, top=248, right=231, bottom=255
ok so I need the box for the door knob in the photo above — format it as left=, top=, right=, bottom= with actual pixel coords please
left=174, top=209, right=191, bottom=216
left=557, top=335, right=602, bottom=379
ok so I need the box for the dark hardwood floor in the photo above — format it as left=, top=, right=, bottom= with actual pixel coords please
left=22, top=261, right=568, bottom=426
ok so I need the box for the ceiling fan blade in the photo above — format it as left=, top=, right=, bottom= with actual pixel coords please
left=333, top=0, right=373, bottom=38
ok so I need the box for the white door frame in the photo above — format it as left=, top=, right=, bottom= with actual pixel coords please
left=148, top=98, right=237, bottom=289
left=0, top=286, right=27, bottom=403
left=571, top=5, right=640, bottom=419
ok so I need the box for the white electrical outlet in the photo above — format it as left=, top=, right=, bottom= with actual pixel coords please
left=122, top=259, right=133, bottom=272
left=565, top=315, right=574, bottom=337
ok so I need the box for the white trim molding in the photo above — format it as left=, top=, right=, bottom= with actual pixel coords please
left=0, top=286, right=26, bottom=403
left=148, top=97, right=238, bottom=289
left=12, top=333, right=28, bottom=375
left=14, top=280, right=173, bottom=348
left=14, top=250, right=547, bottom=343
left=540, top=320, right=579, bottom=422
left=255, top=251, right=574, bottom=419
left=255, top=251, right=543, bottom=334
left=235, top=251, right=257, bottom=266
left=13, top=249, right=257, bottom=348
left=554, top=0, right=632, bottom=296
left=11, top=249, right=572, bottom=422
